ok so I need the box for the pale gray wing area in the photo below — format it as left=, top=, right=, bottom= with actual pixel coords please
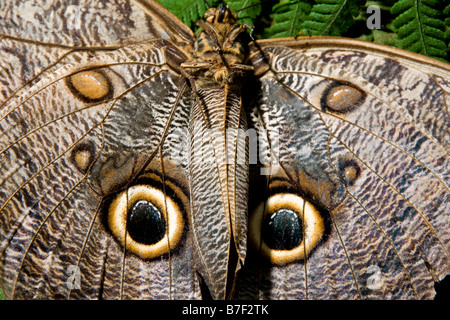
left=236, top=45, right=450, bottom=299
left=0, top=0, right=194, bottom=106
left=0, top=39, right=201, bottom=299
left=0, top=0, right=193, bottom=46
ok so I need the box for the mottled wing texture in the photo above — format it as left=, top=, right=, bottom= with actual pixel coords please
left=188, top=86, right=249, bottom=300
left=235, top=38, right=449, bottom=299
left=0, top=0, right=193, bottom=46
left=2, top=0, right=450, bottom=301
left=0, top=0, right=201, bottom=299
left=0, top=0, right=193, bottom=105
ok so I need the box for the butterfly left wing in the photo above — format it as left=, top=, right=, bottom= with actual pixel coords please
left=0, top=0, right=205, bottom=299
left=236, top=37, right=450, bottom=299
left=0, top=38, right=205, bottom=299
left=0, top=1, right=251, bottom=300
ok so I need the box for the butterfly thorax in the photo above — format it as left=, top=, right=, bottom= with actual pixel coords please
left=181, top=5, right=253, bottom=88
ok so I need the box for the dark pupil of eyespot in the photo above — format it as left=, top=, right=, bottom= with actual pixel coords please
left=127, top=200, right=165, bottom=245
left=262, top=209, right=303, bottom=250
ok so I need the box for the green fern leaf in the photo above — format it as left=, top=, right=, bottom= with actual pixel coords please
left=156, top=0, right=213, bottom=29
left=300, top=0, right=361, bottom=36
left=391, top=0, right=448, bottom=61
left=266, top=0, right=312, bottom=38
left=226, top=0, right=262, bottom=27
left=444, top=3, right=450, bottom=49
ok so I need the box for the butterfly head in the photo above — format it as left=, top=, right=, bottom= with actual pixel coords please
left=182, top=5, right=253, bottom=86
left=203, top=3, right=238, bottom=25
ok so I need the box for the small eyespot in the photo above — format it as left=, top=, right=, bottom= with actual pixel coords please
left=338, top=158, right=361, bottom=186
left=249, top=193, right=325, bottom=265
left=66, top=69, right=113, bottom=103
left=322, top=82, right=366, bottom=114
left=70, top=141, right=96, bottom=173
left=108, top=185, right=184, bottom=259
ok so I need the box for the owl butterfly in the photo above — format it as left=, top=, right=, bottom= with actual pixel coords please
left=0, top=0, right=449, bottom=300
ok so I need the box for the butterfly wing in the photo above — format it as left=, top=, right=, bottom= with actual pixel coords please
left=236, top=37, right=449, bottom=299
left=0, top=0, right=194, bottom=104
left=2, top=0, right=449, bottom=300
left=0, top=0, right=202, bottom=299
left=0, top=0, right=193, bottom=46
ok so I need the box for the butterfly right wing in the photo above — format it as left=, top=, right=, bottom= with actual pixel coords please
left=236, top=37, right=450, bottom=299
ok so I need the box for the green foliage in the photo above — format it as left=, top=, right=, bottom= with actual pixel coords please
left=156, top=0, right=213, bottom=29
left=157, top=0, right=261, bottom=32
left=226, top=0, right=262, bottom=26
left=445, top=3, right=450, bottom=50
left=300, top=0, right=362, bottom=36
left=266, top=1, right=312, bottom=38
left=391, top=0, right=448, bottom=61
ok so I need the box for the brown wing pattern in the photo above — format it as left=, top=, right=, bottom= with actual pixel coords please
left=235, top=39, right=449, bottom=299
left=1, top=0, right=449, bottom=300
left=0, top=0, right=203, bottom=299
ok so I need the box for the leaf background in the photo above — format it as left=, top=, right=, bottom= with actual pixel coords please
left=157, top=0, right=450, bottom=63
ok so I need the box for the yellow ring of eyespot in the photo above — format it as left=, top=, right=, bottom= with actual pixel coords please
left=108, top=185, right=184, bottom=259
left=249, top=193, right=325, bottom=265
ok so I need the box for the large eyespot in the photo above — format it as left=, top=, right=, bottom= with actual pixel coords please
left=108, top=185, right=184, bottom=259
left=249, top=193, right=325, bottom=265
left=66, top=69, right=113, bottom=103
left=321, top=82, right=366, bottom=114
